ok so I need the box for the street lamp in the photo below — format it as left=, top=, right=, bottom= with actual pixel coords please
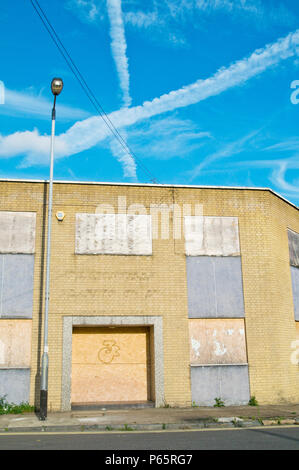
left=40, top=78, right=63, bottom=421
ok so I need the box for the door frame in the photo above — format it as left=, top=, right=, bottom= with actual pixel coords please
left=61, top=315, right=164, bottom=411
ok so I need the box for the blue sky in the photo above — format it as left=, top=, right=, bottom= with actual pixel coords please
left=0, top=0, right=299, bottom=205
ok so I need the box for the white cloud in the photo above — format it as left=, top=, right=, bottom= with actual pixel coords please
left=100, top=115, right=210, bottom=179
left=122, top=0, right=294, bottom=34
left=66, top=0, right=295, bottom=49
left=59, top=27, right=299, bottom=154
left=126, top=116, right=211, bottom=160
left=270, top=160, right=299, bottom=194
left=264, top=139, right=299, bottom=152
left=2, top=28, right=299, bottom=169
left=229, top=152, right=299, bottom=199
left=262, top=140, right=299, bottom=196
left=0, top=129, right=68, bottom=166
left=124, top=10, right=159, bottom=29
left=188, top=130, right=259, bottom=180
left=66, top=0, right=105, bottom=22
left=0, top=88, right=90, bottom=121
left=162, top=0, right=292, bottom=24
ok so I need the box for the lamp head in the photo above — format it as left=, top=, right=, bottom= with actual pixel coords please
left=51, top=78, right=63, bottom=96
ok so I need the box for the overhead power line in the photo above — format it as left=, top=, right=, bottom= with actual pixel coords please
left=30, top=0, right=159, bottom=184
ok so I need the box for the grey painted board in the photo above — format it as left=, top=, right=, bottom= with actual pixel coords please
left=0, top=257, right=3, bottom=308
left=0, top=254, right=34, bottom=318
left=288, top=230, right=299, bottom=268
left=191, top=365, right=250, bottom=406
left=186, top=256, right=245, bottom=318
left=291, top=266, right=299, bottom=321
left=186, top=257, right=216, bottom=316
left=0, top=368, right=30, bottom=404
left=214, top=257, right=245, bottom=317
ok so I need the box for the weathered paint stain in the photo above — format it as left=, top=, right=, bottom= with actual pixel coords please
left=214, top=341, right=227, bottom=356
left=191, top=338, right=201, bottom=358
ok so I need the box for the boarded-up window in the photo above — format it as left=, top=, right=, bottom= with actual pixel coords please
left=0, top=369, right=30, bottom=405
left=184, top=216, right=240, bottom=256
left=75, top=214, right=152, bottom=255
left=0, top=212, right=36, bottom=254
left=288, top=230, right=299, bottom=320
left=189, top=319, right=247, bottom=365
left=0, top=320, right=32, bottom=367
left=288, top=229, right=299, bottom=268
left=0, top=255, right=34, bottom=318
left=186, top=256, right=245, bottom=318
left=190, top=365, right=250, bottom=406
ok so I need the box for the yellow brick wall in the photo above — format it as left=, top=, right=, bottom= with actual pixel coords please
left=0, top=181, right=298, bottom=410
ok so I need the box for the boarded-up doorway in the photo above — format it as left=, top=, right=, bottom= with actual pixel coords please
left=71, top=326, right=151, bottom=405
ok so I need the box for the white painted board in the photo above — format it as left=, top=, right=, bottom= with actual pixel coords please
left=75, top=213, right=152, bottom=255
left=184, top=216, right=240, bottom=256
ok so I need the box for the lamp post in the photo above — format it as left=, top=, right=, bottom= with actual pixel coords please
left=40, top=78, right=63, bottom=421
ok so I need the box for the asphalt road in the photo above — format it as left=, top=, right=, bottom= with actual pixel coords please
left=0, top=426, right=299, bottom=451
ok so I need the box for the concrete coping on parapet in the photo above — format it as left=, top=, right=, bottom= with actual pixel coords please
left=0, top=178, right=297, bottom=211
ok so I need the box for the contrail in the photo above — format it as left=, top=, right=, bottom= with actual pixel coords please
left=1, top=28, right=299, bottom=166
left=106, top=0, right=131, bottom=108
left=106, top=0, right=136, bottom=177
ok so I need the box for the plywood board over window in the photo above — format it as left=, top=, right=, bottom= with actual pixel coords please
left=189, top=319, right=247, bottom=365
left=288, top=230, right=299, bottom=320
left=288, top=229, right=299, bottom=268
left=186, top=256, right=245, bottom=318
left=184, top=216, right=240, bottom=257
left=0, top=212, right=36, bottom=254
left=75, top=213, right=152, bottom=255
left=0, top=254, right=34, bottom=318
left=191, top=365, right=250, bottom=406
left=0, top=320, right=32, bottom=367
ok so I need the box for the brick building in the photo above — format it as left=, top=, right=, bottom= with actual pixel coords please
left=0, top=178, right=298, bottom=411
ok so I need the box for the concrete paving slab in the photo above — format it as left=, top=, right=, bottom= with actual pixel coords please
left=0, top=404, right=298, bottom=433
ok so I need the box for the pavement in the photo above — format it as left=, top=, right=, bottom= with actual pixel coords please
left=0, top=404, right=299, bottom=433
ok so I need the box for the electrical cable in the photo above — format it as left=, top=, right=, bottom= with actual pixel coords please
left=30, top=0, right=159, bottom=184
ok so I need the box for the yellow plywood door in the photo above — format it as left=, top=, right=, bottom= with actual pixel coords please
left=71, top=327, right=150, bottom=404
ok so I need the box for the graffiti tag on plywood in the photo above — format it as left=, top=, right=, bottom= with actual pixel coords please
left=98, top=340, right=120, bottom=364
